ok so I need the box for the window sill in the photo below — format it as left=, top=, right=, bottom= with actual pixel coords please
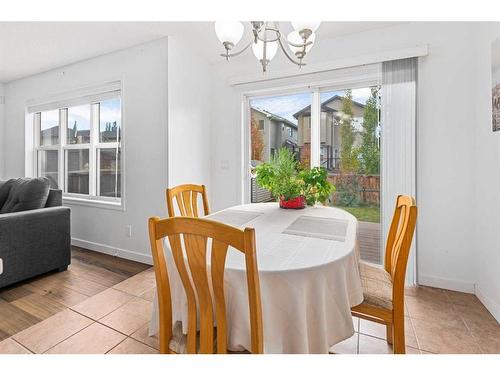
left=63, top=196, right=124, bottom=211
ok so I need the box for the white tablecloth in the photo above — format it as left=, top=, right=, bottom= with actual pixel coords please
left=149, top=203, right=363, bottom=354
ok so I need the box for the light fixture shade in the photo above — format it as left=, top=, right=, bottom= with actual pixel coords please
left=287, top=31, right=316, bottom=54
left=215, top=21, right=244, bottom=45
left=252, top=40, right=278, bottom=61
left=291, top=21, right=321, bottom=33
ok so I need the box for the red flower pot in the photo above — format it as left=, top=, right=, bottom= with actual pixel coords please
left=279, top=195, right=306, bottom=209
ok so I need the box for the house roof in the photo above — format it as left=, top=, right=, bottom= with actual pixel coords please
left=250, top=107, right=298, bottom=129
left=292, top=95, right=366, bottom=119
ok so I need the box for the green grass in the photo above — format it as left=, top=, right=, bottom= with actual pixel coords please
left=334, top=205, right=380, bottom=223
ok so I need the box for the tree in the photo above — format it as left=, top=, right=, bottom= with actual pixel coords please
left=339, top=89, right=359, bottom=173
left=359, top=87, right=380, bottom=175
left=251, top=118, right=264, bottom=161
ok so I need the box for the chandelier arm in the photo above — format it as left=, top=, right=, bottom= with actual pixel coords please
left=287, top=40, right=313, bottom=48
left=277, top=36, right=306, bottom=66
left=220, top=40, right=253, bottom=58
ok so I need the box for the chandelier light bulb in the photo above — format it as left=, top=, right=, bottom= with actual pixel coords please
left=215, top=21, right=244, bottom=47
left=252, top=39, right=278, bottom=61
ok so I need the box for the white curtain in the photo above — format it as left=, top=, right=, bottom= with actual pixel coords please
left=381, top=58, right=417, bottom=286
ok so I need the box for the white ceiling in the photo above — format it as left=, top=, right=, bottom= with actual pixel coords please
left=0, top=22, right=401, bottom=83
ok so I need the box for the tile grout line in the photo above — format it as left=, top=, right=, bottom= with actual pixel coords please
left=104, top=335, right=129, bottom=354
left=0, top=250, right=152, bottom=354
left=407, top=315, right=421, bottom=351
left=39, top=311, right=95, bottom=354
left=5, top=286, right=154, bottom=354
left=10, top=336, right=35, bottom=354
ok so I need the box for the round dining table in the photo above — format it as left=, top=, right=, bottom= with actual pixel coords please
left=149, top=202, right=364, bottom=354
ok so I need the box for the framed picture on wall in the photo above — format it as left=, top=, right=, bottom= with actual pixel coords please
left=492, top=37, right=500, bottom=131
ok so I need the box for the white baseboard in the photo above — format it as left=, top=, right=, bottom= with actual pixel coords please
left=71, top=238, right=153, bottom=265
left=418, top=274, right=475, bottom=293
left=475, top=284, right=500, bottom=323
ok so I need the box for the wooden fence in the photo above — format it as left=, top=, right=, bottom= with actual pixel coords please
left=328, top=174, right=380, bottom=205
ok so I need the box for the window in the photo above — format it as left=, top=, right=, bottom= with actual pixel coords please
left=258, top=119, right=265, bottom=130
left=33, top=95, right=122, bottom=204
left=249, top=92, right=311, bottom=203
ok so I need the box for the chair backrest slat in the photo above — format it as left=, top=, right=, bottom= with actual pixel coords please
left=149, top=216, right=263, bottom=354
left=167, top=184, right=210, bottom=218
left=384, top=195, right=417, bottom=305
left=184, top=233, right=214, bottom=353
left=211, top=239, right=230, bottom=354
left=168, top=233, right=198, bottom=353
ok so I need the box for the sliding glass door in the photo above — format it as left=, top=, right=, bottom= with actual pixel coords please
left=246, top=84, right=383, bottom=265
left=243, top=59, right=416, bottom=281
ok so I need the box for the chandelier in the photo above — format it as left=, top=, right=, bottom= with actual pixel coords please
left=214, top=21, right=320, bottom=73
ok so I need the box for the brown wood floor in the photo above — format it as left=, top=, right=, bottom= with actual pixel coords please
left=0, top=246, right=150, bottom=341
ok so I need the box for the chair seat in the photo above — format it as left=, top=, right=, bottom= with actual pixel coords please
left=359, top=261, right=393, bottom=310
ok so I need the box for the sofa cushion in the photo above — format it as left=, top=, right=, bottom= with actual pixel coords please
left=0, top=177, right=50, bottom=214
left=0, top=179, right=15, bottom=209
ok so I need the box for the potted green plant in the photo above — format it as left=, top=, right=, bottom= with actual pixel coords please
left=299, top=166, right=336, bottom=206
left=255, top=148, right=335, bottom=209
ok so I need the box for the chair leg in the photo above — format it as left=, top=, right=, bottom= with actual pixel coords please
left=393, top=314, right=405, bottom=354
left=158, top=322, right=169, bottom=354
left=386, top=323, right=393, bottom=345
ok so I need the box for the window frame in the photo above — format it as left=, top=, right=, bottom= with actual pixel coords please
left=33, top=96, right=123, bottom=207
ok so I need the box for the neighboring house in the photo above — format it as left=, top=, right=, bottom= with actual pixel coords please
left=250, top=107, right=298, bottom=163
left=293, top=95, right=365, bottom=172
left=250, top=107, right=298, bottom=204
left=40, top=123, right=120, bottom=195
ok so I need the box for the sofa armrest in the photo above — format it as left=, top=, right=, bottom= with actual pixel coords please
left=0, top=206, right=71, bottom=288
left=0, top=206, right=69, bottom=225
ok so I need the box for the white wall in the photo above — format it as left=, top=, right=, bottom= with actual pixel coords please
left=3, top=39, right=170, bottom=264
left=210, top=22, right=482, bottom=295
left=2, top=37, right=213, bottom=264
left=167, top=37, right=212, bottom=194
left=0, top=83, right=4, bottom=179
left=473, top=23, right=500, bottom=321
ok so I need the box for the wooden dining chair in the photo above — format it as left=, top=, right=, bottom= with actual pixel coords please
left=166, top=184, right=209, bottom=218
left=148, top=216, right=264, bottom=354
left=351, top=195, right=417, bottom=354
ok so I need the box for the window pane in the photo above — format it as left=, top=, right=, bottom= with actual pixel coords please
left=99, top=98, right=121, bottom=143
left=40, top=110, right=59, bottom=146
left=249, top=92, right=310, bottom=203
left=38, top=150, right=58, bottom=188
left=66, top=149, right=89, bottom=194
left=322, top=87, right=382, bottom=264
left=98, top=148, right=121, bottom=198
left=67, top=105, right=91, bottom=144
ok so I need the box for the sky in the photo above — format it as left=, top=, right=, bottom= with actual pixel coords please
left=250, top=87, right=373, bottom=124
left=40, top=98, right=121, bottom=133
left=68, top=104, right=91, bottom=131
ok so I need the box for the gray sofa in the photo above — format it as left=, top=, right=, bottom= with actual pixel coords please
left=0, top=178, right=71, bottom=289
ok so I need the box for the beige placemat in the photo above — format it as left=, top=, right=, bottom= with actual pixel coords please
left=283, top=215, right=348, bottom=241
left=207, top=210, right=263, bottom=227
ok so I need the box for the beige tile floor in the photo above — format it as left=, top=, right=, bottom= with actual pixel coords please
left=0, top=268, right=159, bottom=354
left=1, top=265, right=499, bottom=354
